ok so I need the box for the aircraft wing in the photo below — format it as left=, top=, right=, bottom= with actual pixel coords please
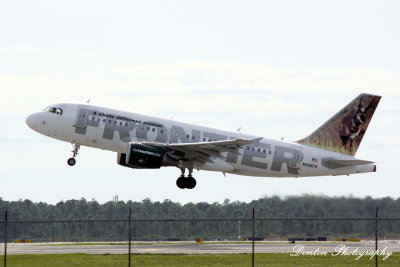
left=142, top=138, right=258, bottom=163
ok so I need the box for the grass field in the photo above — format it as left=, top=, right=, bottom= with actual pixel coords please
left=0, top=253, right=399, bottom=267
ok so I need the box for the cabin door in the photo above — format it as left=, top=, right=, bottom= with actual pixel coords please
left=75, top=106, right=89, bottom=129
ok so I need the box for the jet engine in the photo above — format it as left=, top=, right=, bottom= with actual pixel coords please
left=117, top=143, right=165, bottom=169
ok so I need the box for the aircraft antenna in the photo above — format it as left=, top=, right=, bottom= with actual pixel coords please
left=86, top=99, right=91, bottom=104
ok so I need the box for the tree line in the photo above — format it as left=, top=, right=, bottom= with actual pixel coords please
left=0, top=195, right=399, bottom=241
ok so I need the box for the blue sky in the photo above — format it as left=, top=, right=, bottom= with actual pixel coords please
left=1, top=0, right=399, bottom=204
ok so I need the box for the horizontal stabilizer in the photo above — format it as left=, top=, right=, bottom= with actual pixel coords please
left=322, top=159, right=374, bottom=169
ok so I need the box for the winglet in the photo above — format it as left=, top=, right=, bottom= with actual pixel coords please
left=251, top=137, right=264, bottom=143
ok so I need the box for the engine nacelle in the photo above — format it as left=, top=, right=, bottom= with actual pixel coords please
left=117, top=143, right=165, bottom=169
left=117, top=152, right=131, bottom=168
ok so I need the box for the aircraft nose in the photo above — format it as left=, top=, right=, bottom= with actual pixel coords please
left=26, top=113, right=38, bottom=130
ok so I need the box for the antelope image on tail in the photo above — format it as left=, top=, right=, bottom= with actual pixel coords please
left=339, top=94, right=375, bottom=149
left=298, top=93, right=380, bottom=156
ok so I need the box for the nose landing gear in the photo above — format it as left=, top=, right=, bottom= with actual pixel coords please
left=176, top=167, right=197, bottom=189
left=67, top=144, right=80, bottom=166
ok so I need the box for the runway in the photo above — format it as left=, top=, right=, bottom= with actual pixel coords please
left=1, top=241, right=399, bottom=255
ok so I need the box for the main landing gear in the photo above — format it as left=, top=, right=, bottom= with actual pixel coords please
left=67, top=144, right=80, bottom=166
left=176, top=168, right=197, bottom=189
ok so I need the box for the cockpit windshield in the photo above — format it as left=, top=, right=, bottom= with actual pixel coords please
left=43, top=106, right=63, bottom=115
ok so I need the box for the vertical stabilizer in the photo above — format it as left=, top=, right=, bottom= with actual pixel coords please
left=297, top=93, right=381, bottom=156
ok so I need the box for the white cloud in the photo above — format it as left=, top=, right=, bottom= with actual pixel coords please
left=2, top=62, right=399, bottom=116
left=3, top=62, right=397, bottom=145
left=0, top=46, right=64, bottom=55
left=0, top=46, right=47, bottom=53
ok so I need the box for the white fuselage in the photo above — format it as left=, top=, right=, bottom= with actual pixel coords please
left=26, top=103, right=376, bottom=178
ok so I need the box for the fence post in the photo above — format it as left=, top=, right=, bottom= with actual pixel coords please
left=4, top=210, right=7, bottom=267
left=375, top=206, right=379, bottom=267
left=128, top=208, right=132, bottom=267
left=252, top=207, right=255, bottom=267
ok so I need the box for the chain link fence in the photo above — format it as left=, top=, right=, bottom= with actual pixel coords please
left=0, top=209, right=399, bottom=266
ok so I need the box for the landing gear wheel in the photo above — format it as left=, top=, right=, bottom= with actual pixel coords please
left=176, top=176, right=186, bottom=189
left=186, top=176, right=197, bottom=189
left=67, top=143, right=80, bottom=166
left=67, top=158, right=76, bottom=166
left=176, top=166, right=197, bottom=189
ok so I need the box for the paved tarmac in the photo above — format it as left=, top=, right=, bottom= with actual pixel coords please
left=0, top=241, right=399, bottom=255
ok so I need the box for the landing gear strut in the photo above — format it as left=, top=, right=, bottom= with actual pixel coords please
left=67, top=144, right=80, bottom=166
left=176, top=167, right=197, bottom=189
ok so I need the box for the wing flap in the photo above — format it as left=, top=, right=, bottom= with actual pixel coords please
left=146, top=138, right=255, bottom=151
left=166, top=139, right=254, bottom=149
left=143, top=138, right=258, bottom=163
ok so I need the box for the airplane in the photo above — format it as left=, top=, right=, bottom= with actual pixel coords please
left=26, top=93, right=381, bottom=189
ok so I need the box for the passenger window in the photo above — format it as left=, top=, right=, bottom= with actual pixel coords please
left=119, top=122, right=123, bottom=126
left=152, top=128, right=155, bottom=132
left=103, top=119, right=106, bottom=123
left=125, top=122, right=128, bottom=127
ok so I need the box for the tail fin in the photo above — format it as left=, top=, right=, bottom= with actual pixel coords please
left=297, top=93, right=381, bottom=156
